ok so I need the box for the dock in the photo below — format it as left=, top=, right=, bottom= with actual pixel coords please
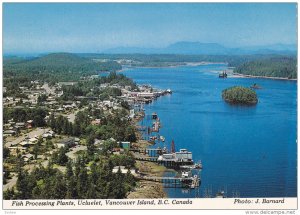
left=133, top=111, right=202, bottom=190
left=131, top=148, right=196, bottom=169
left=136, top=175, right=200, bottom=189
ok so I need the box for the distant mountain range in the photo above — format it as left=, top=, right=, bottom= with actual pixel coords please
left=103, top=41, right=297, bottom=55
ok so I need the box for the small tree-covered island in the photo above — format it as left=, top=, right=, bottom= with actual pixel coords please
left=222, top=86, right=258, bottom=105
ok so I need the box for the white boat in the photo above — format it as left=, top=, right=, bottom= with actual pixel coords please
left=166, top=89, right=172, bottom=93
left=181, top=171, right=192, bottom=178
left=160, top=136, right=165, bottom=142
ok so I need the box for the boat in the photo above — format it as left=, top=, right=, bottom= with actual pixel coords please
left=159, top=136, right=165, bottom=142
left=215, top=191, right=225, bottom=198
left=195, top=160, right=203, bottom=169
left=181, top=171, right=192, bottom=178
left=250, top=83, right=262, bottom=89
left=149, top=136, right=157, bottom=140
left=180, top=163, right=203, bottom=170
left=219, top=71, right=228, bottom=78
left=152, top=112, right=158, bottom=119
left=162, top=147, right=168, bottom=154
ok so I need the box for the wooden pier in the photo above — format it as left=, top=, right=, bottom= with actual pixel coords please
left=131, top=148, right=195, bottom=169
left=130, top=148, right=163, bottom=156
left=137, top=175, right=200, bottom=189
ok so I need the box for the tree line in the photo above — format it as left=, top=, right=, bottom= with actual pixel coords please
left=3, top=53, right=122, bottom=84
left=4, top=155, right=136, bottom=199
left=48, top=108, right=137, bottom=143
left=4, top=107, right=48, bottom=127
left=234, top=57, right=297, bottom=79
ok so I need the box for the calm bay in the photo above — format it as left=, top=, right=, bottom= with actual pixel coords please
left=122, top=64, right=297, bottom=198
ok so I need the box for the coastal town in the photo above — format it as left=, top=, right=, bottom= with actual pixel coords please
left=3, top=70, right=202, bottom=199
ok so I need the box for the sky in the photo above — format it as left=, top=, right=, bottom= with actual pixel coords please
left=3, top=3, right=298, bottom=54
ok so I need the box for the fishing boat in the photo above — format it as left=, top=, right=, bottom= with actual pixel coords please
left=166, top=89, right=172, bottom=94
left=180, top=160, right=202, bottom=170
left=149, top=136, right=157, bottom=140
left=250, top=83, right=262, bottom=89
left=181, top=171, right=192, bottom=178
left=215, top=191, right=225, bottom=198
left=219, top=71, right=228, bottom=78
left=152, top=112, right=158, bottom=119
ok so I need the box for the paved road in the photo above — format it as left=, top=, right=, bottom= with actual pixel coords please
left=5, top=128, right=50, bottom=148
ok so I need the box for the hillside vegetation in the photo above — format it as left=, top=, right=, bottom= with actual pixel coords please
left=234, top=57, right=297, bottom=79
left=81, top=53, right=296, bottom=68
left=3, top=53, right=122, bottom=83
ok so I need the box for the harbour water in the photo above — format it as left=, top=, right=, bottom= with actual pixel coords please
left=122, top=64, right=297, bottom=198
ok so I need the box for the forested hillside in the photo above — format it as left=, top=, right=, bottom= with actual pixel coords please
left=234, top=57, right=297, bottom=79
left=3, top=53, right=122, bottom=83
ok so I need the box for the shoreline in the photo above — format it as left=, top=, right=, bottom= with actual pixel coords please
left=127, top=111, right=168, bottom=199
left=119, top=61, right=227, bottom=70
left=117, top=64, right=297, bottom=82
left=231, top=73, right=297, bottom=81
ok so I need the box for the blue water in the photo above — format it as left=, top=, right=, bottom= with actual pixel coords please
left=122, top=64, right=297, bottom=198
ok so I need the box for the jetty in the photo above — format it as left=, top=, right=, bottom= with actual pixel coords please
left=137, top=175, right=200, bottom=189
left=132, top=148, right=197, bottom=169
left=133, top=111, right=202, bottom=190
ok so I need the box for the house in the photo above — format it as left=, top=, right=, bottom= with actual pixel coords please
left=48, top=130, right=55, bottom=135
left=94, top=139, right=103, bottom=146
left=175, top=149, right=193, bottom=162
left=129, top=109, right=135, bottom=118
left=3, top=130, right=16, bottom=137
left=42, top=133, right=52, bottom=139
left=118, top=141, right=131, bottom=150
left=103, top=100, right=113, bottom=108
left=91, top=119, right=101, bottom=126
left=42, top=130, right=55, bottom=139
left=93, top=139, right=104, bottom=150
left=112, top=148, right=124, bottom=155
left=57, top=107, right=64, bottom=112
left=74, top=137, right=80, bottom=144
left=8, top=146, right=27, bottom=154
left=57, top=137, right=75, bottom=148
left=26, top=120, right=33, bottom=129
left=19, top=141, right=30, bottom=147
left=3, top=123, right=12, bottom=130
left=137, top=92, right=155, bottom=98
left=15, top=122, right=25, bottom=129
left=28, top=137, right=38, bottom=144
left=22, top=153, right=34, bottom=162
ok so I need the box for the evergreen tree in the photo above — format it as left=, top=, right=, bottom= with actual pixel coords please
left=76, top=168, right=88, bottom=198
left=86, top=133, right=95, bottom=157
left=16, top=169, right=29, bottom=199
left=57, top=146, right=69, bottom=166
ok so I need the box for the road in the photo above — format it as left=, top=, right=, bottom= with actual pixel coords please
left=5, top=127, right=50, bottom=148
